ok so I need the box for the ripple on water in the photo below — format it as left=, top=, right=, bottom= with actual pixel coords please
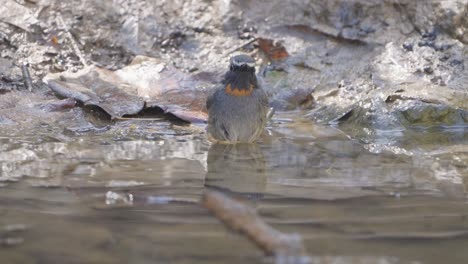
left=0, top=114, right=467, bottom=264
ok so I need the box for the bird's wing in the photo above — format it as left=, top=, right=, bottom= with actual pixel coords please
left=257, top=77, right=273, bottom=119
left=206, top=87, right=219, bottom=110
left=206, top=93, right=213, bottom=110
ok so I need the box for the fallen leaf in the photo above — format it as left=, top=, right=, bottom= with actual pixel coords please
left=46, top=67, right=145, bottom=118
left=257, top=38, right=289, bottom=61
left=44, top=56, right=211, bottom=123
left=114, top=57, right=211, bottom=122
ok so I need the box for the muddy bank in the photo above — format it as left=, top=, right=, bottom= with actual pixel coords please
left=1, top=0, right=466, bottom=137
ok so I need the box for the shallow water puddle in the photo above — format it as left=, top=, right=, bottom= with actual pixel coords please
left=0, top=113, right=467, bottom=264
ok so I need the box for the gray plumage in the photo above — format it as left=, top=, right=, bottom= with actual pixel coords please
left=206, top=55, right=269, bottom=143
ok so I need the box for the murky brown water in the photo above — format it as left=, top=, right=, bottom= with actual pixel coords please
left=1, top=112, right=467, bottom=264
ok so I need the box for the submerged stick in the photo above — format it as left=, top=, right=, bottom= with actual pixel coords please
left=21, top=63, right=34, bottom=92
left=202, top=191, right=309, bottom=263
left=56, top=14, right=88, bottom=67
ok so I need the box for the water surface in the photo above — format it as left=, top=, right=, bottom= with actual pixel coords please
left=1, top=112, right=467, bottom=264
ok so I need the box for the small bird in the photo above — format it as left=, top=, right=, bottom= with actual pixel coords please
left=206, top=54, right=269, bottom=143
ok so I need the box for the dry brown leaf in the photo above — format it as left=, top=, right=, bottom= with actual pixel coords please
left=44, top=56, right=211, bottom=123
left=257, top=38, right=289, bottom=61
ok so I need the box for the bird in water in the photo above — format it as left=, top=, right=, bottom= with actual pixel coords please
left=206, top=54, right=269, bottom=143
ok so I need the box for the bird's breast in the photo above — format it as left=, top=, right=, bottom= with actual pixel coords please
left=224, top=83, right=254, bottom=97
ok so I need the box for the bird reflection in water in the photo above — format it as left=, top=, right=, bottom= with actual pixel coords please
left=205, top=143, right=266, bottom=198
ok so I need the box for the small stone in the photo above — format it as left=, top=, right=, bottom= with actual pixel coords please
left=431, top=76, right=446, bottom=86
left=193, top=27, right=205, bottom=33
left=449, top=59, right=463, bottom=67
left=418, top=40, right=435, bottom=48
left=239, top=32, right=253, bottom=40
left=440, top=54, right=450, bottom=61
left=423, top=66, right=433, bottom=74
left=402, top=43, right=413, bottom=51
left=422, top=30, right=437, bottom=41
left=434, top=44, right=452, bottom=52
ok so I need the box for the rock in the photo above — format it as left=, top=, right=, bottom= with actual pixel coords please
left=0, top=0, right=38, bottom=32
left=402, top=43, right=414, bottom=52
left=423, top=66, right=434, bottom=74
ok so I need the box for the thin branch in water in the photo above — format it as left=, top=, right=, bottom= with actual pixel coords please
left=202, top=191, right=310, bottom=263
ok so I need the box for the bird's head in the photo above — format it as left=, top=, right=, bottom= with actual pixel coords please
left=223, top=54, right=258, bottom=96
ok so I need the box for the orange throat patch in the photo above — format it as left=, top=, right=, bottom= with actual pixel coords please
left=225, top=83, right=254, bottom=96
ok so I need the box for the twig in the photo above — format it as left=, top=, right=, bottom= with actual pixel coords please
left=225, top=38, right=258, bottom=56
left=21, top=63, right=34, bottom=92
left=202, top=190, right=309, bottom=262
left=56, top=14, right=88, bottom=67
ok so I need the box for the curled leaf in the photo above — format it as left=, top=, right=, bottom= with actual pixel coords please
left=44, top=56, right=211, bottom=122
left=257, top=38, right=289, bottom=61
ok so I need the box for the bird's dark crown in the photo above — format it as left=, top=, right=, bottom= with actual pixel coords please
left=229, top=54, right=256, bottom=72
left=222, top=54, right=258, bottom=95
